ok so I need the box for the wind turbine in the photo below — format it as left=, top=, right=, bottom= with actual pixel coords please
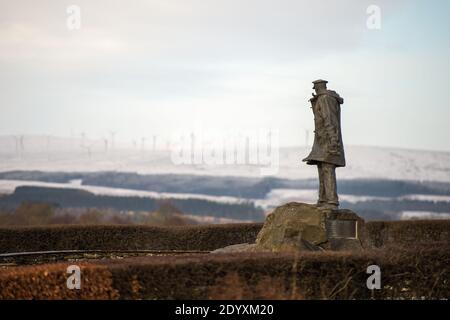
left=152, top=135, right=157, bottom=151
left=13, top=135, right=24, bottom=158
left=141, top=137, right=147, bottom=150
left=140, top=137, right=148, bottom=159
left=80, top=132, right=94, bottom=159
left=109, top=131, right=117, bottom=150
left=103, top=137, right=109, bottom=153
left=13, top=135, right=19, bottom=157
left=81, top=144, right=93, bottom=159
left=81, top=132, right=86, bottom=148
left=46, top=135, right=52, bottom=160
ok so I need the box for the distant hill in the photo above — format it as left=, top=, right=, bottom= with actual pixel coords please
left=1, top=135, right=450, bottom=221
left=1, top=135, right=450, bottom=182
left=0, top=176, right=450, bottom=221
left=0, top=186, right=265, bottom=221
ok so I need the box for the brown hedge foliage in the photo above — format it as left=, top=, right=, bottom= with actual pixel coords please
left=105, top=244, right=449, bottom=300
left=0, top=223, right=263, bottom=253
left=1, top=220, right=449, bottom=253
left=0, top=262, right=119, bottom=299
left=1, top=244, right=448, bottom=300
left=365, top=220, right=450, bottom=247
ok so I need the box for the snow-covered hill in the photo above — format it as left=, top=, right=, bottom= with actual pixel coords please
left=0, top=135, right=449, bottom=182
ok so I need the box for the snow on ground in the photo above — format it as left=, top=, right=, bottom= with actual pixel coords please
left=183, top=214, right=254, bottom=224
left=254, top=189, right=317, bottom=208
left=398, top=194, right=450, bottom=202
left=1, top=135, right=450, bottom=182
left=254, top=188, right=450, bottom=209
left=0, top=179, right=247, bottom=205
left=2, top=179, right=450, bottom=212
left=400, top=211, right=450, bottom=220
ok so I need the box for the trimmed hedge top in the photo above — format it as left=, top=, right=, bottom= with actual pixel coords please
left=0, top=220, right=449, bottom=253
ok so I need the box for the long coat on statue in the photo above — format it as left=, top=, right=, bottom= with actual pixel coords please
left=303, top=90, right=346, bottom=167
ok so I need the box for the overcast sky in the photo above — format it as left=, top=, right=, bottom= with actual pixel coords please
left=1, top=0, right=450, bottom=151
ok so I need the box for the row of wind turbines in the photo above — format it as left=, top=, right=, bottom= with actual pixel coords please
left=9, top=131, right=166, bottom=160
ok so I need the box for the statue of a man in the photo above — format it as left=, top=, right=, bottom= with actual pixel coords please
left=303, top=80, right=345, bottom=210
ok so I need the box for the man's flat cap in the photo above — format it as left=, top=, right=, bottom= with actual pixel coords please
left=312, top=79, right=328, bottom=85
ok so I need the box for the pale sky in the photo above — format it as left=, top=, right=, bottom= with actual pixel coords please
left=1, top=0, right=450, bottom=151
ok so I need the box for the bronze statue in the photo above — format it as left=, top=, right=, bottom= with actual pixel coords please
left=303, top=80, right=345, bottom=210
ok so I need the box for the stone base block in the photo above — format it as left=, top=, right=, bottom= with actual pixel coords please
left=212, top=202, right=366, bottom=253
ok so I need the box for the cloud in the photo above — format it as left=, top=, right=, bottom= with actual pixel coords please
left=0, top=0, right=407, bottom=64
left=0, top=0, right=449, bottom=152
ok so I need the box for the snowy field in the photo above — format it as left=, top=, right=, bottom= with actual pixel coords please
left=1, top=135, right=450, bottom=182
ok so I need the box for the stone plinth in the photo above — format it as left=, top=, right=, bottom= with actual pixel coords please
left=212, top=202, right=366, bottom=253
left=255, top=202, right=365, bottom=252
